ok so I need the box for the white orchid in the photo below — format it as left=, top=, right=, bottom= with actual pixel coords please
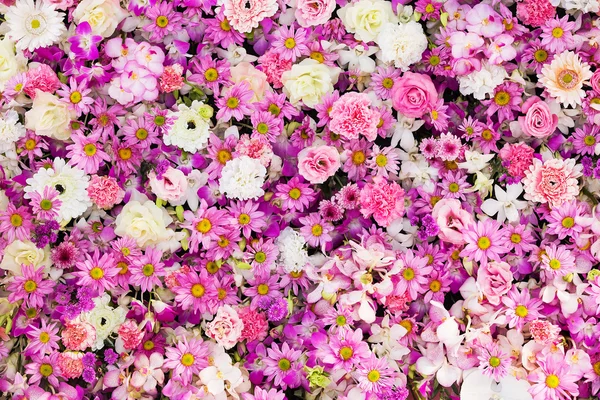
left=481, top=184, right=528, bottom=222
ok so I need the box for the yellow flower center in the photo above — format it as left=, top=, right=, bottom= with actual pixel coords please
left=70, top=91, right=82, bottom=104
left=336, top=315, right=346, bottom=326
left=477, top=236, right=491, bottom=250
left=403, top=268, right=415, bottom=281
left=311, top=224, right=323, bottom=237
left=39, top=332, right=50, bottom=343
left=534, top=49, right=548, bottom=62
left=257, top=284, right=269, bottom=295
left=481, top=129, right=493, bottom=141
left=549, top=258, right=561, bottom=270
left=217, top=149, right=231, bottom=164
left=352, top=151, right=366, bottom=165
left=594, top=361, right=600, bottom=376
left=90, top=267, right=104, bottom=280
left=144, top=340, right=155, bottom=350
left=494, top=91, right=510, bottom=106
left=278, top=358, right=291, bottom=371
left=429, top=55, right=440, bottom=66
left=205, top=68, right=218, bottom=82
left=136, top=128, right=148, bottom=140
left=206, top=261, right=220, bottom=274
left=425, top=3, right=435, bottom=13
left=584, top=135, right=596, bottom=146
left=25, top=139, right=36, bottom=150
left=489, top=356, right=501, bottom=368
left=375, top=154, right=387, bottom=167
left=284, top=38, right=296, bottom=49
left=196, top=218, right=212, bottom=233
left=552, top=27, right=564, bottom=38
left=238, top=213, right=250, bottom=225
left=254, top=251, right=267, bottom=263
left=368, top=370, right=381, bottom=382
left=24, top=280, right=37, bottom=293
left=142, top=263, right=154, bottom=277
left=289, top=188, right=302, bottom=200
left=39, top=364, right=53, bottom=377
left=118, top=148, right=132, bottom=160
left=399, top=319, right=413, bottom=333
left=156, top=16, right=169, bottom=28
left=218, top=288, right=227, bottom=300
left=191, top=283, right=205, bottom=298
left=515, top=305, right=528, bottom=318
left=227, top=97, right=239, bottom=109
left=10, top=214, right=22, bottom=227
left=339, top=346, right=353, bottom=360
left=118, top=262, right=128, bottom=275
left=256, top=122, right=269, bottom=134
left=430, top=280, right=441, bottom=292
left=545, top=374, right=560, bottom=389
left=510, top=233, right=522, bottom=244
left=84, top=143, right=97, bottom=157
left=31, top=19, right=41, bottom=30
left=181, top=353, right=195, bottom=367
left=558, top=69, right=579, bottom=89
left=449, top=182, right=460, bottom=193
left=310, top=51, right=324, bottom=63
left=217, top=236, right=229, bottom=248
left=268, top=104, right=281, bottom=116
left=382, top=77, right=394, bottom=89
left=562, top=217, right=575, bottom=228
left=40, top=199, right=53, bottom=211
left=220, top=19, right=231, bottom=31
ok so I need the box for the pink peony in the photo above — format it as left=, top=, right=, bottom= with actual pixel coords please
left=390, top=72, right=438, bottom=118
left=431, top=198, right=475, bottom=245
left=87, top=175, right=125, bottom=209
left=295, top=0, right=336, bottom=27
left=24, top=64, right=61, bottom=99
left=205, top=305, right=244, bottom=350
left=477, top=261, right=513, bottom=306
left=522, top=158, right=582, bottom=208
left=148, top=167, right=188, bottom=203
left=359, top=176, right=405, bottom=227
left=329, top=92, right=380, bottom=141
left=516, top=0, right=556, bottom=28
left=297, top=145, right=341, bottom=184
left=518, top=96, right=558, bottom=138
left=238, top=306, right=268, bottom=342
left=61, top=319, right=96, bottom=351
left=499, top=143, right=535, bottom=179
left=223, top=0, right=279, bottom=33
left=57, top=352, right=84, bottom=379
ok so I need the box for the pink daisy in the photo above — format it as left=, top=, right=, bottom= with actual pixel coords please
left=477, top=342, right=509, bottom=381
left=172, top=270, right=218, bottom=314
left=244, top=238, right=279, bottom=276
left=318, top=328, right=370, bottom=371
left=528, top=353, right=580, bottom=399
left=66, top=132, right=110, bottom=174
left=226, top=200, right=266, bottom=239
left=271, top=26, right=310, bottom=62
left=216, top=82, right=253, bottom=122
left=541, top=244, right=576, bottom=279
left=395, top=250, right=433, bottom=300
left=354, top=354, right=398, bottom=394
left=26, top=320, right=60, bottom=356
left=74, top=249, right=119, bottom=294
left=0, top=203, right=33, bottom=242
left=28, top=186, right=62, bottom=221
left=502, top=287, right=543, bottom=330
left=163, top=337, right=210, bottom=386
left=540, top=16, right=576, bottom=53
left=7, top=265, right=55, bottom=309
left=460, top=220, right=509, bottom=266
left=275, top=176, right=316, bottom=213
left=182, top=200, right=228, bottom=253
left=25, top=353, right=62, bottom=387
left=299, top=213, right=334, bottom=250
left=129, top=247, right=165, bottom=292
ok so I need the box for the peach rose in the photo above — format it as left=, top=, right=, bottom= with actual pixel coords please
left=477, top=261, right=513, bottom=305
left=205, top=306, right=244, bottom=350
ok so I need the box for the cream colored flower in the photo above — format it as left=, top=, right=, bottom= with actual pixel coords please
left=73, top=0, right=129, bottom=37
left=0, top=240, right=51, bottom=276
left=338, top=0, right=398, bottom=43
left=282, top=59, right=340, bottom=108
left=114, top=200, right=175, bottom=249
left=25, top=91, right=75, bottom=141
left=0, top=37, right=26, bottom=87
left=539, top=50, right=592, bottom=108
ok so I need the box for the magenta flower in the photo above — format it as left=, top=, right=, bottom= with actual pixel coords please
left=271, top=26, right=309, bottom=62
left=354, top=354, right=398, bottom=394
left=262, top=342, right=303, bottom=389
left=7, top=265, right=55, bottom=309
left=275, top=176, right=316, bottom=212
left=216, top=82, right=253, bottom=121
left=25, top=353, right=61, bottom=387
left=74, top=249, right=119, bottom=294
left=182, top=200, right=228, bottom=253
left=319, top=328, right=370, bottom=371
left=528, top=352, right=580, bottom=400
left=173, top=269, right=218, bottom=314
left=130, top=247, right=166, bottom=292
left=502, top=287, right=542, bottom=330
left=0, top=203, right=33, bottom=242
left=299, top=213, right=334, bottom=250
left=540, top=16, right=576, bottom=53
left=226, top=200, right=266, bottom=239
left=541, top=244, right=576, bottom=279
left=477, top=342, right=509, bottom=381
left=28, top=186, right=62, bottom=221
left=163, top=337, right=210, bottom=386
left=67, top=22, right=102, bottom=60
left=66, top=132, right=110, bottom=174
left=145, top=2, right=183, bottom=41
left=26, top=320, right=60, bottom=356
left=395, top=250, right=433, bottom=300
left=460, top=219, right=508, bottom=266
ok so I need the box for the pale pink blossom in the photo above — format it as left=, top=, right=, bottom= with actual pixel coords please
left=523, top=158, right=582, bottom=207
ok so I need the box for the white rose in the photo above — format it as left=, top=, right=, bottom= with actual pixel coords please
left=338, top=0, right=398, bottom=43
left=73, top=0, right=129, bottom=37
left=114, top=200, right=175, bottom=249
left=25, top=91, right=75, bottom=141
left=282, top=59, right=340, bottom=108
left=0, top=240, right=51, bottom=276
left=0, top=37, right=25, bottom=87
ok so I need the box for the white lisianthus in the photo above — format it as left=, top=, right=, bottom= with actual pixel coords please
left=276, top=227, right=310, bottom=273
left=219, top=156, right=266, bottom=200
left=0, top=240, right=51, bottom=276
left=375, top=21, right=428, bottom=71
left=338, top=0, right=398, bottom=43
left=114, top=200, right=177, bottom=249
left=73, top=0, right=129, bottom=37
left=458, top=62, right=508, bottom=100
left=282, top=59, right=340, bottom=108
left=82, top=294, right=126, bottom=350
left=0, top=110, right=26, bottom=153
left=25, top=91, right=76, bottom=141
left=0, top=37, right=26, bottom=87
left=163, top=101, right=213, bottom=153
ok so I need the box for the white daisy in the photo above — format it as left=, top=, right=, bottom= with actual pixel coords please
left=6, top=0, right=66, bottom=52
left=0, top=110, right=26, bottom=153
left=539, top=50, right=593, bottom=108
left=24, top=158, right=92, bottom=222
left=163, top=100, right=213, bottom=153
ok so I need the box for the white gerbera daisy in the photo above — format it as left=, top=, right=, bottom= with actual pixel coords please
left=0, top=110, right=26, bottom=153
left=163, top=100, right=213, bottom=153
left=5, top=0, right=66, bottom=52
left=24, top=158, right=92, bottom=222
left=539, top=50, right=593, bottom=108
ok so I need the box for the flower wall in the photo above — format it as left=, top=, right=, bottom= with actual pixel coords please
left=0, top=0, right=599, bottom=399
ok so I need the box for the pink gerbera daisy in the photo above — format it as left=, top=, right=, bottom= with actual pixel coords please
left=528, top=352, right=580, bottom=399
left=173, top=270, right=218, bottom=314
left=26, top=320, right=60, bottom=356
left=0, top=203, right=34, bottom=242
left=275, top=176, right=316, bottom=213
left=226, top=200, right=266, bottom=239
left=354, top=354, right=398, bottom=394
left=66, top=132, right=111, bottom=174
left=216, top=82, right=253, bottom=121
left=299, top=213, right=334, bottom=250
left=319, top=328, right=370, bottom=371
left=28, top=186, right=62, bottom=221
left=541, top=243, right=576, bottom=279
left=25, top=353, right=62, bottom=387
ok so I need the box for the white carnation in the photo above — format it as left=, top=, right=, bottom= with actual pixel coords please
left=219, top=156, right=266, bottom=200
left=276, top=227, right=310, bottom=273
left=375, top=21, right=427, bottom=71
left=163, top=100, right=212, bottom=153
left=458, top=63, right=508, bottom=100
left=0, top=110, right=25, bottom=153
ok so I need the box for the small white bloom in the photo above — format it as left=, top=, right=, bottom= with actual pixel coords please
left=458, top=62, right=507, bottom=100
left=199, top=352, right=243, bottom=397
left=24, top=158, right=92, bottom=222
left=276, top=227, right=310, bottom=273
left=465, top=170, right=494, bottom=198
left=338, top=44, right=378, bottom=73
left=216, top=44, right=258, bottom=66
left=6, top=0, right=67, bottom=52
left=0, top=110, right=25, bottom=153
left=481, top=184, right=527, bottom=223
left=163, top=101, right=213, bottom=153
left=561, top=0, right=599, bottom=13
left=219, top=156, right=266, bottom=200
left=375, top=21, right=427, bottom=71
left=457, top=150, right=495, bottom=174
left=82, top=294, right=126, bottom=350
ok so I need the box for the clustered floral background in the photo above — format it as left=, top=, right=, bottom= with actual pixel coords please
left=0, top=0, right=599, bottom=399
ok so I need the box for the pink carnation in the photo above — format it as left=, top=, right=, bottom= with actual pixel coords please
left=295, top=0, right=336, bottom=27
left=522, top=158, right=582, bottom=208
left=359, top=176, right=406, bottom=227
left=477, top=261, right=513, bottom=306
left=529, top=320, right=561, bottom=345
left=117, top=320, right=144, bottom=351
left=258, top=50, right=292, bottom=89
left=329, top=92, right=379, bottom=141
left=516, top=0, right=556, bottom=28
left=235, top=135, right=274, bottom=167
left=223, top=0, right=279, bottom=33
left=297, top=145, right=341, bottom=184
left=238, top=307, right=268, bottom=342
left=499, top=143, right=535, bottom=179
left=205, top=305, right=244, bottom=349
left=24, top=64, right=61, bottom=99
left=57, top=352, right=84, bottom=379
left=159, top=64, right=185, bottom=93
left=87, top=175, right=125, bottom=209
left=61, top=319, right=96, bottom=351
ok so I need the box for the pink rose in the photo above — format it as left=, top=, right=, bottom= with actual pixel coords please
left=477, top=261, right=513, bottom=305
left=390, top=72, right=438, bottom=118
left=148, top=167, right=188, bottom=203
left=298, top=145, right=341, bottom=184
left=206, top=306, right=244, bottom=350
left=591, top=70, right=600, bottom=94
left=295, top=0, right=336, bottom=27
left=518, top=96, right=558, bottom=138
left=431, top=199, right=474, bottom=245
